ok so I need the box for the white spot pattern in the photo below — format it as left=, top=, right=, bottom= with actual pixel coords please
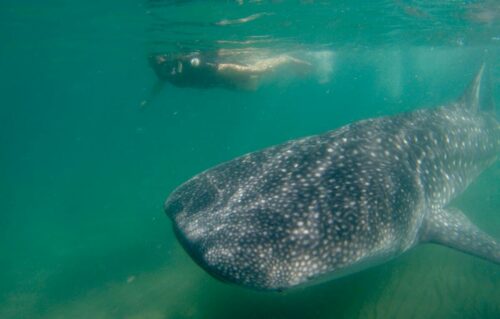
left=165, top=103, right=500, bottom=291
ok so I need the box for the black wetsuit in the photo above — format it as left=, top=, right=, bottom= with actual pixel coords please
left=149, top=53, right=237, bottom=89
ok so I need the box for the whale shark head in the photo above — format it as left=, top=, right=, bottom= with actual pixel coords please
left=165, top=168, right=304, bottom=290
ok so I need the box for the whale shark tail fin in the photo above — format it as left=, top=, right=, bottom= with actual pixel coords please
left=420, top=207, right=500, bottom=264
left=460, top=63, right=495, bottom=116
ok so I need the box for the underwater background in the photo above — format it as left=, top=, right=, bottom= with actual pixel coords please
left=1, top=1, right=499, bottom=318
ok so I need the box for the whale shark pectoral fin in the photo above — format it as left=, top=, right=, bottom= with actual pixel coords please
left=420, top=207, right=500, bottom=264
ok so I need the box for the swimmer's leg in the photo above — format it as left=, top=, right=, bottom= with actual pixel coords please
left=252, top=55, right=313, bottom=76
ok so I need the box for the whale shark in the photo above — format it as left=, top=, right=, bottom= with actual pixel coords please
left=164, top=65, right=499, bottom=291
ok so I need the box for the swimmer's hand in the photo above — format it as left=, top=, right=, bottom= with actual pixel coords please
left=140, top=81, right=165, bottom=109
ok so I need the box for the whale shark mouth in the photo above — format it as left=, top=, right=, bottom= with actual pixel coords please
left=171, top=222, right=232, bottom=284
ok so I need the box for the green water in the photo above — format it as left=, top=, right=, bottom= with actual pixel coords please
left=1, top=1, right=499, bottom=318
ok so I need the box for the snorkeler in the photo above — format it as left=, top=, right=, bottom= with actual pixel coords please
left=148, top=50, right=313, bottom=91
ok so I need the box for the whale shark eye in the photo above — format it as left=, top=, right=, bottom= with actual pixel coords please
left=165, top=199, right=183, bottom=217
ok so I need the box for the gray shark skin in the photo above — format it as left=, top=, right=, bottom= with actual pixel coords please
left=164, top=65, right=500, bottom=291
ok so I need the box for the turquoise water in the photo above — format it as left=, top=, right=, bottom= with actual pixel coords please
left=1, top=1, right=499, bottom=318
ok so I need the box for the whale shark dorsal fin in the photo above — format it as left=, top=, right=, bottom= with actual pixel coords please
left=419, top=207, right=500, bottom=264
left=460, top=63, right=485, bottom=112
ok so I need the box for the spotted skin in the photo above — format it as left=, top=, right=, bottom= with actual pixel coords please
left=164, top=67, right=500, bottom=291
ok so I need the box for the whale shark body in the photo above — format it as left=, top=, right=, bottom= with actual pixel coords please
left=164, top=66, right=500, bottom=291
